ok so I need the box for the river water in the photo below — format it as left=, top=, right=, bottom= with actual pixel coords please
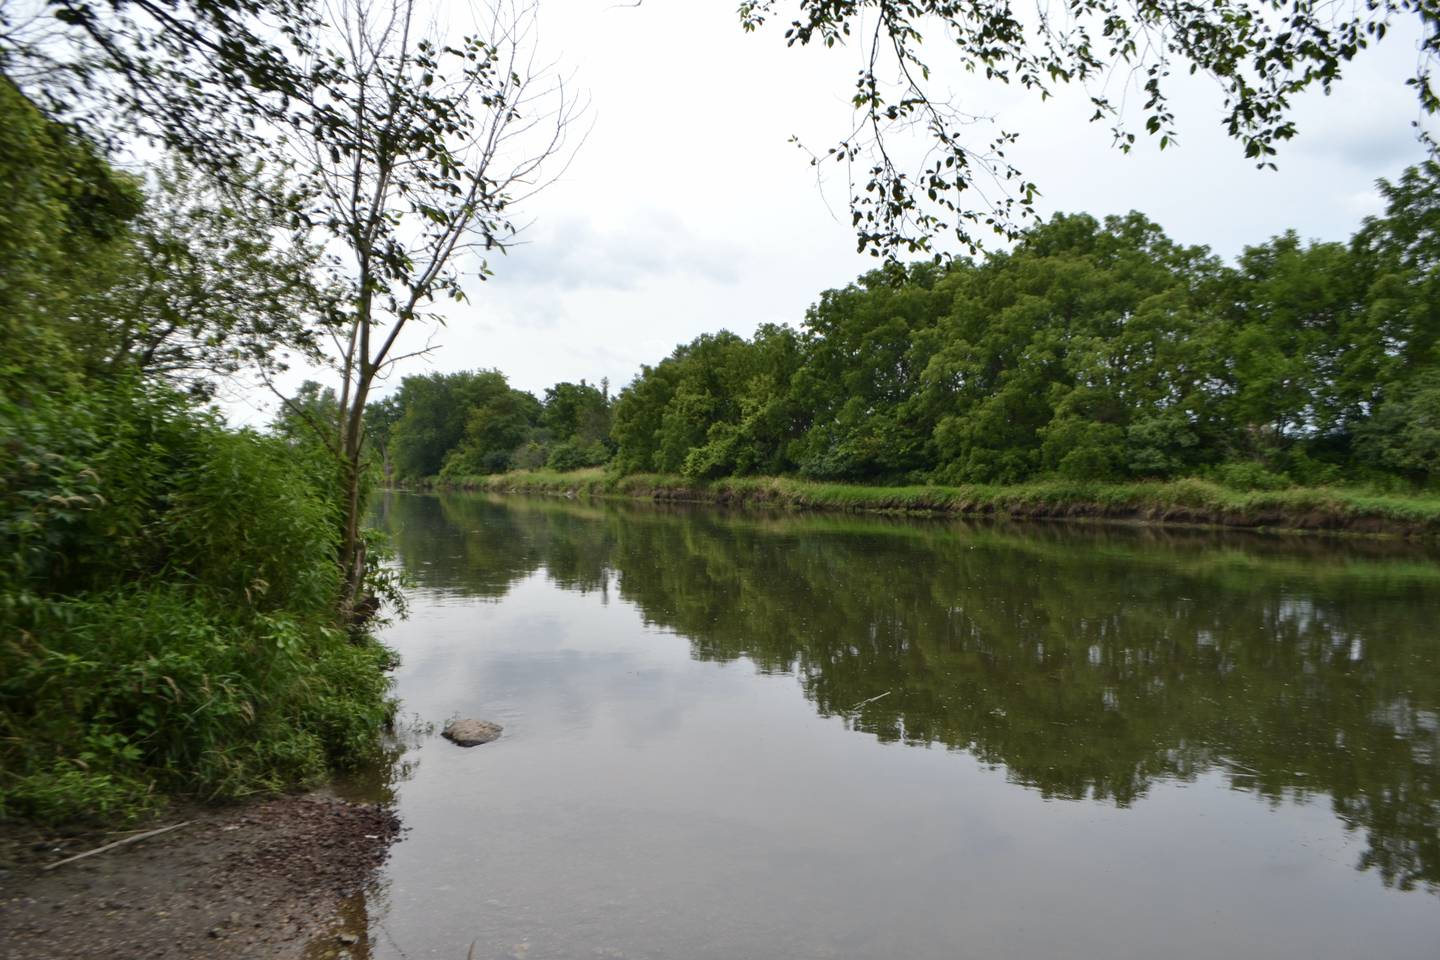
left=329, top=492, right=1440, bottom=960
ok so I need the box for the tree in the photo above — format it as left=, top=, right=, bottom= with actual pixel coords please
left=78, top=159, right=336, bottom=395
left=1356, top=368, right=1440, bottom=483
left=540, top=380, right=611, bottom=470
left=789, top=263, right=948, bottom=479
left=273, top=380, right=342, bottom=444
left=442, top=380, right=541, bottom=476
left=363, top=394, right=404, bottom=481
left=542, top=380, right=610, bottom=446
left=737, top=0, right=1440, bottom=257
left=388, top=372, right=492, bottom=479
left=0, top=75, right=142, bottom=390
left=2, top=0, right=318, bottom=168
left=1353, top=161, right=1440, bottom=382
left=290, top=0, right=579, bottom=610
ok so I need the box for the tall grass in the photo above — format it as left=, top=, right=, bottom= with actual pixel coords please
left=1, top=382, right=394, bottom=823
left=443, top=470, right=1440, bottom=536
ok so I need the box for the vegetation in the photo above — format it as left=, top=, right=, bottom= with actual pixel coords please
left=377, top=373, right=614, bottom=481
left=0, top=68, right=396, bottom=822
left=604, top=187, right=1440, bottom=491
left=0, top=0, right=582, bottom=822
left=386, top=162, right=1440, bottom=530
left=1, top=384, right=395, bottom=822
left=448, top=471, right=1440, bottom=535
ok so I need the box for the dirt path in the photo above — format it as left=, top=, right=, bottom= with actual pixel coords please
left=0, top=796, right=399, bottom=960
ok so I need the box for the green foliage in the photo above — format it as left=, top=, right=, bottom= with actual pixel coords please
left=605, top=182, right=1440, bottom=492
left=0, top=383, right=394, bottom=824
left=611, top=326, right=805, bottom=480
left=0, top=94, right=394, bottom=824
left=1210, top=462, right=1292, bottom=492
left=381, top=371, right=616, bottom=482
left=74, top=159, right=336, bottom=395
left=542, top=380, right=611, bottom=447
left=0, top=77, right=141, bottom=390
left=1357, top=370, right=1440, bottom=482
left=790, top=269, right=941, bottom=480
left=389, top=370, right=539, bottom=479
left=546, top=440, right=610, bottom=473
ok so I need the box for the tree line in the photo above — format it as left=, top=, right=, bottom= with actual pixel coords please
left=382, top=162, right=1439, bottom=492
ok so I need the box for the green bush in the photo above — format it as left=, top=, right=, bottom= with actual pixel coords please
left=1210, top=461, right=1292, bottom=491
left=0, top=381, right=394, bottom=823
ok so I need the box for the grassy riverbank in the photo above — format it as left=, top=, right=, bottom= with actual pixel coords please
left=434, top=470, right=1440, bottom=537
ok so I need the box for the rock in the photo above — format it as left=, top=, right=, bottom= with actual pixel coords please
left=338, top=932, right=359, bottom=945
left=441, top=718, right=503, bottom=747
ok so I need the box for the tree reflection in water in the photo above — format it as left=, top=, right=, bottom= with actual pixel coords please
left=379, top=492, right=1440, bottom=894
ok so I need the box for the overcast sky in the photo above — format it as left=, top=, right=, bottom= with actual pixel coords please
left=224, top=2, right=1434, bottom=424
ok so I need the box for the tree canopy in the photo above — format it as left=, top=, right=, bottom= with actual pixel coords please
left=368, top=162, right=1440, bottom=491
left=608, top=163, right=1440, bottom=489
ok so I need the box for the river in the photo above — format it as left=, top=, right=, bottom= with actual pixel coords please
left=331, top=491, right=1440, bottom=960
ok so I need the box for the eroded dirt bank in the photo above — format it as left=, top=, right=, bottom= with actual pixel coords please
left=0, top=796, right=399, bottom=960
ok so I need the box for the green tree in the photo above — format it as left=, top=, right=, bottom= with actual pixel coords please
left=789, top=262, right=949, bottom=480
left=389, top=372, right=491, bottom=479
left=364, top=394, right=404, bottom=482
left=1356, top=369, right=1440, bottom=483
left=78, top=159, right=335, bottom=395
left=443, top=380, right=542, bottom=477
left=923, top=213, right=1223, bottom=482
left=0, top=77, right=142, bottom=390
left=541, top=379, right=613, bottom=470
left=1220, top=234, right=1368, bottom=457
left=293, top=0, right=579, bottom=611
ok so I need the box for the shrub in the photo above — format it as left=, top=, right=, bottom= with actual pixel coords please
left=0, top=381, right=394, bottom=823
left=1211, top=461, right=1292, bottom=491
left=546, top=439, right=610, bottom=473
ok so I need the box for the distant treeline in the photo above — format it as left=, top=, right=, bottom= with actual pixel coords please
left=378, top=162, right=1440, bottom=491
left=350, top=374, right=616, bottom=481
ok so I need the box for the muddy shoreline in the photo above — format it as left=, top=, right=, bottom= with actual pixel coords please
left=0, top=795, right=399, bottom=960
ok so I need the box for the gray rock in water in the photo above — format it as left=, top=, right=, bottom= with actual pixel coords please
left=442, top=718, right=503, bottom=747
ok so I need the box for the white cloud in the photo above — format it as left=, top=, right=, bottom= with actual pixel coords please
left=225, top=2, right=1437, bottom=423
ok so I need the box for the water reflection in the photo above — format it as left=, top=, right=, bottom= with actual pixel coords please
left=302, top=887, right=377, bottom=960
left=379, top=492, right=1440, bottom=896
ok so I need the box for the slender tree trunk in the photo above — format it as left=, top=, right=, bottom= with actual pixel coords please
left=337, top=286, right=376, bottom=619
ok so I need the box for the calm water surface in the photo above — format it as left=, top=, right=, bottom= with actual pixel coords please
left=325, top=492, right=1440, bottom=960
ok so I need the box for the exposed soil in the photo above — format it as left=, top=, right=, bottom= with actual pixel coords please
left=0, top=796, right=399, bottom=960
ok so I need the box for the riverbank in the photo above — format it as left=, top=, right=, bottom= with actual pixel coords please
left=0, top=794, right=398, bottom=960
left=433, top=470, right=1440, bottom=537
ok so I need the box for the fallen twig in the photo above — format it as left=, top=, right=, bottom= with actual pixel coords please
left=849, top=691, right=891, bottom=712
left=41, top=820, right=194, bottom=871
